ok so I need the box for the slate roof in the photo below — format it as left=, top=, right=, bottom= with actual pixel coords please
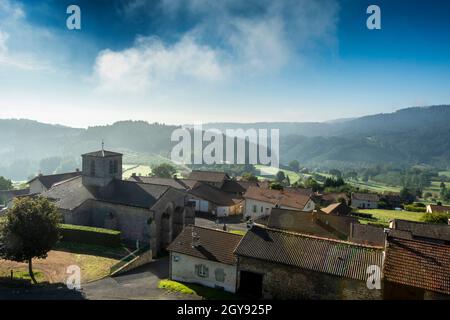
left=187, top=170, right=230, bottom=183
left=235, top=225, right=383, bottom=281
left=243, top=186, right=311, bottom=210
left=167, top=225, right=243, bottom=265
left=128, top=176, right=198, bottom=190
left=383, top=236, right=450, bottom=295
left=82, top=150, right=123, bottom=157
left=351, top=192, right=380, bottom=202
left=188, top=182, right=240, bottom=206
left=28, top=171, right=81, bottom=189
left=42, top=176, right=171, bottom=210
left=390, top=219, right=450, bottom=242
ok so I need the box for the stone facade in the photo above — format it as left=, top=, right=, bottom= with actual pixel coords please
left=81, top=152, right=122, bottom=187
left=237, top=256, right=383, bottom=300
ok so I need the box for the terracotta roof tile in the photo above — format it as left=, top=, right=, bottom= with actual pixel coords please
left=383, top=236, right=450, bottom=295
left=167, top=226, right=243, bottom=265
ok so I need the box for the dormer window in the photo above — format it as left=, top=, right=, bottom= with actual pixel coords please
left=90, top=160, right=96, bottom=176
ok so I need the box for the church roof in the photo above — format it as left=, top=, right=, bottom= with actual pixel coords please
left=82, top=150, right=123, bottom=157
left=42, top=176, right=173, bottom=210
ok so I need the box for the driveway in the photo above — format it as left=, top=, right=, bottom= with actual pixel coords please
left=0, top=257, right=200, bottom=300
left=195, top=213, right=248, bottom=233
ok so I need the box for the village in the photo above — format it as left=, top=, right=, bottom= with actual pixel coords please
left=0, top=148, right=449, bottom=300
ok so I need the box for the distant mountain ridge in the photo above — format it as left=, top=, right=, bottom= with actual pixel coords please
left=1, top=105, right=449, bottom=179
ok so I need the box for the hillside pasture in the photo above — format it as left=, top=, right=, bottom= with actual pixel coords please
left=356, top=209, right=425, bottom=227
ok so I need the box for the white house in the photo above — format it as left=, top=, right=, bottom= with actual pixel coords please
left=167, top=226, right=243, bottom=293
left=243, top=186, right=315, bottom=220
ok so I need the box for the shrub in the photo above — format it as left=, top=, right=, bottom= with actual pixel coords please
left=421, top=212, right=450, bottom=224
left=59, top=224, right=121, bottom=247
left=404, top=204, right=426, bottom=212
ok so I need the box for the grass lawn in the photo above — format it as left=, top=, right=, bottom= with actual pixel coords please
left=122, top=164, right=152, bottom=179
left=255, top=165, right=301, bottom=183
left=229, top=230, right=246, bottom=236
left=356, top=209, right=425, bottom=227
left=347, top=179, right=401, bottom=193
left=158, top=279, right=237, bottom=300
left=0, top=270, right=48, bottom=285
left=0, top=242, right=130, bottom=285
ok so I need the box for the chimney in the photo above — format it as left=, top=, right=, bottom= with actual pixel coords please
left=132, top=173, right=136, bottom=177
left=76, top=168, right=80, bottom=172
left=191, top=228, right=200, bottom=248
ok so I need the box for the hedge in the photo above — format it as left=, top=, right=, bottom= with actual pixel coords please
left=59, top=224, right=122, bottom=247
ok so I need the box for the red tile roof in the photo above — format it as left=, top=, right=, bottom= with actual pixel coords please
left=383, top=236, right=450, bottom=295
left=167, top=226, right=243, bottom=265
left=243, top=186, right=311, bottom=210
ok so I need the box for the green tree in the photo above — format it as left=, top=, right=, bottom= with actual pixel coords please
left=241, top=172, right=258, bottom=182
left=151, top=163, right=177, bottom=178
left=0, top=197, right=61, bottom=284
left=0, top=176, right=13, bottom=190
left=400, top=187, right=416, bottom=205
left=275, top=171, right=286, bottom=183
left=288, top=160, right=300, bottom=172
left=269, top=182, right=283, bottom=191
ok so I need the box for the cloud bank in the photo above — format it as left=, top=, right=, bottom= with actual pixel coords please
left=94, top=0, right=339, bottom=92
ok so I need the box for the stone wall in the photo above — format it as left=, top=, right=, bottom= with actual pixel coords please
left=237, top=256, right=383, bottom=300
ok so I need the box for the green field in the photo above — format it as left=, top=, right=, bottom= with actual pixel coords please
left=255, top=165, right=301, bottom=183
left=356, top=209, right=425, bottom=227
left=122, top=165, right=152, bottom=179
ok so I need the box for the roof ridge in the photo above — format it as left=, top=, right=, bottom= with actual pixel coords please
left=191, top=224, right=244, bottom=238
left=254, top=224, right=383, bottom=249
left=387, top=234, right=450, bottom=248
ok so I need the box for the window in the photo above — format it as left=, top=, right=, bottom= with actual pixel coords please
left=252, top=205, right=257, bottom=213
left=173, top=255, right=180, bottom=262
left=90, top=160, right=96, bottom=176
left=215, top=268, right=226, bottom=282
left=109, top=160, right=114, bottom=174
left=260, top=206, right=263, bottom=213
left=195, top=264, right=209, bottom=278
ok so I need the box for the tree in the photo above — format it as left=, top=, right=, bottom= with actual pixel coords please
left=400, top=187, right=416, bottom=205
left=329, top=169, right=342, bottom=178
left=241, top=172, right=258, bottom=183
left=151, top=163, right=177, bottom=178
left=275, top=171, right=286, bottom=183
left=0, top=197, right=61, bottom=284
left=288, top=160, right=300, bottom=172
left=269, top=182, right=283, bottom=191
left=0, top=176, right=13, bottom=190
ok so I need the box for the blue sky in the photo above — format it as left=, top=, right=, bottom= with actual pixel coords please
left=1, top=0, right=450, bottom=127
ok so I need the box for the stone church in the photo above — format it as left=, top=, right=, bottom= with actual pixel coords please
left=42, top=149, right=194, bottom=257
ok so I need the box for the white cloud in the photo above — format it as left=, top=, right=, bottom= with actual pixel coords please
left=94, top=0, right=339, bottom=92
left=94, top=35, right=226, bottom=92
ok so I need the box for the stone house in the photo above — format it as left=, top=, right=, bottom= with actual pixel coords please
left=388, top=219, right=450, bottom=245
left=27, top=171, right=81, bottom=194
left=234, top=224, right=384, bottom=299
left=351, top=192, right=380, bottom=209
left=187, top=183, right=243, bottom=217
left=243, top=186, right=315, bottom=220
left=41, top=149, right=194, bottom=257
left=167, top=225, right=243, bottom=293
left=426, top=204, right=450, bottom=214
left=265, top=208, right=359, bottom=240
left=187, top=170, right=230, bottom=189
left=320, top=202, right=353, bottom=216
